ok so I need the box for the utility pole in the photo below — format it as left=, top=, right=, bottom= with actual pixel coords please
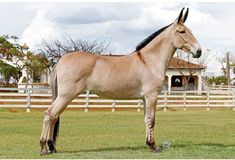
left=226, top=52, right=230, bottom=86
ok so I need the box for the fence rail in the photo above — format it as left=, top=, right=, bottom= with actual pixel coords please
left=0, top=87, right=234, bottom=112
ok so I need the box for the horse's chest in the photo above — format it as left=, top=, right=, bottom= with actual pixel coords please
left=141, top=72, right=165, bottom=93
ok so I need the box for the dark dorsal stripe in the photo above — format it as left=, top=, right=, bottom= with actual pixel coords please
left=136, top=50, right=146, bottom=64
left=135, top=23, right=173, bottom=51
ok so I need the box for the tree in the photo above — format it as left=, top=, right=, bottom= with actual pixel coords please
left=0, top=35, right=50, bottom=84
left=207, top=76, right=227, bottom=85
left=26, top=52, right=49, bottom=83
left=216, top=51, right=235, bottom=84
left=39, top=36, right=110, bottom=61
left=0, top=61, right=21, bottom=84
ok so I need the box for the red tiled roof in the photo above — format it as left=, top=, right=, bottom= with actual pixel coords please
left=169, top=57, right=205, bottom=69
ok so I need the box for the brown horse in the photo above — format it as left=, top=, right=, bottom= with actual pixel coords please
left=40, top=8, right=202, bottom=155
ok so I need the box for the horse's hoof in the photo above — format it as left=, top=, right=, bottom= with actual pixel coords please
left=146, top=141, right=161, bottom=153
left=153, top=147, right=161, bottom=153
left=40, top=149, right=49, bottom=156
left=48, top=141, right=57, bottom=153
left=49, top=148, right=57, bottom=154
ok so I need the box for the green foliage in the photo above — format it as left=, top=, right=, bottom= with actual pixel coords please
left=0, top=61, right=21, bottom=84
left=0, top=35, right=50, bottom=83
left=0, top=35, right=23, bottom=60
left=26, top=52, right=49, bottom=83
left=207, top=76, right=227, bottom=85
left=0, top=109, right=235, bottom=159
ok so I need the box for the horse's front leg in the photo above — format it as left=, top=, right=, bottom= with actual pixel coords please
left=144, top=91, right=161, bottom=153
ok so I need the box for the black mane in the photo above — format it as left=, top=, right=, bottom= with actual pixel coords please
left=135, top=23, right=173, bottom=51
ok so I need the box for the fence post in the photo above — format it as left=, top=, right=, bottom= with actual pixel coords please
left=137, top=99, right=141, bottom=112
left=232, top=91, right=235, bottom=111
left=207, top=89, right=210, bottom=111
left=112, top=100, right=116, bottom=112
left=26, top=88, right=31, bottom=113
left=164, top=90, right=167, bottom=112
left=85, top=90, right=89, bottom=112
left=226, top=89, right=230, bottom=110
left=183, top=91, right=186, bottom=111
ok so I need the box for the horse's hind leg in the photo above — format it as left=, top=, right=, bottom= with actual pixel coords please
left=40, top=112, right=51, bottom=155
left=47, top=117, right=58, bottom=153
left=40, top=97, right=69, bottom=155
left=40, top=86, right=84, bottom=155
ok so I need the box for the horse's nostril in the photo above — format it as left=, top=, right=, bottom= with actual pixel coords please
left=197, top=48, right=202, bottom=55
left=193, top=48, right=202, bottom=58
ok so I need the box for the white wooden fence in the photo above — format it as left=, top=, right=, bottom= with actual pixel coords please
left=0, top=87, right=234, bottom=112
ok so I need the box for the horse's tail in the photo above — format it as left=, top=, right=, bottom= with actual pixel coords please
left=50, top=66, right=60, bottom=145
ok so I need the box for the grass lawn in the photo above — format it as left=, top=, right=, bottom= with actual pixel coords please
left=0, top=108, right=235, bottom=159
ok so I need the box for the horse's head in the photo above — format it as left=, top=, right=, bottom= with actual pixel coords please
left=172, top=8, right=202, bottom=58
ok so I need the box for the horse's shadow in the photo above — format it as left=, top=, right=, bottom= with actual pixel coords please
left=60, top=145, right=147, bottom=154
left=60, top=143, right=235, bottom=154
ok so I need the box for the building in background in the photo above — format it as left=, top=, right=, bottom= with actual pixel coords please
left=165, top=57, right=206, bottom=93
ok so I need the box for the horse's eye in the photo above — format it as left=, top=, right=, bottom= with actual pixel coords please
left=179, top=31, right=186, bottom=34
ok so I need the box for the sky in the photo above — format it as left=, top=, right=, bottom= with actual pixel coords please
left=0, top=2, right=235, bottom=75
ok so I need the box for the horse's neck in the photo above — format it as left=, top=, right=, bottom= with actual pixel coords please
left=141, top=34, right=176, bottom=74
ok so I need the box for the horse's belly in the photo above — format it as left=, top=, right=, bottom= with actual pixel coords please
left=92, top=89, right=141, bottom=100
left=87, top=81, right=142, bottom=99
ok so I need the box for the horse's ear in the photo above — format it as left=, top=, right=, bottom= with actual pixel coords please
left=176, top=7, right=185, bottom=23
left=183, top=8, right=189, bottom=23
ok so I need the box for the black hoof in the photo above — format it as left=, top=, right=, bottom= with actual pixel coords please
left=48, top=140, right=57, bottom=153
left=48, top=148, right=57, bottom=154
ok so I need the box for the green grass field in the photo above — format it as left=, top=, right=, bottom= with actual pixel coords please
left=0, top=108, right=235, bottom=159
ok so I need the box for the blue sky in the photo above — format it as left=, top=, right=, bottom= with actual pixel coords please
left=0, top=2, right=234, bottom=74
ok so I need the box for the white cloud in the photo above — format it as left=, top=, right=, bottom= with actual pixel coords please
left=21, top=6, right=62, bottom=50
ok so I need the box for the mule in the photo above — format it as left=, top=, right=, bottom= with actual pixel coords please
left=40, top=8, right=202, bottom=155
